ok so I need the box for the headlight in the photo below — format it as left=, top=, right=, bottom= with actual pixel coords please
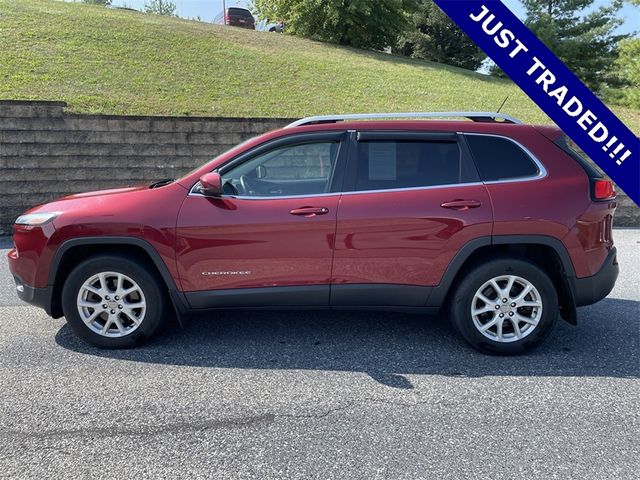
left=15, top=212, right=59, bottom=226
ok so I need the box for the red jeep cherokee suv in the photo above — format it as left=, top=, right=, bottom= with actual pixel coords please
left=8, top=112, right=619, bottom=354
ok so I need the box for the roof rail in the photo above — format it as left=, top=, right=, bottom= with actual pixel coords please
left=285, top=112, right=523, bottom=128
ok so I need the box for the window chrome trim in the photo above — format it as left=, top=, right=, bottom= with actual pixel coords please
left=190, top=192, right=342, bottom=200
left=339, top=182, right=485, bottom=197
left=189, top=182, right=343, bottom=199
left=462, top=132, right=548, bottom=184
left=188, top=181, right=486, bottom=199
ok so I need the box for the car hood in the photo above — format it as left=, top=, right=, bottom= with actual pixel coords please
left=59, top=185, right=149, bottom=200
left=22, top=183, right=186, bottom=222
left=14, top=182, right=188, bottom=252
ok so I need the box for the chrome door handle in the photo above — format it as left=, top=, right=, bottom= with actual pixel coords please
left=440, top=199, right=482, bottom=211
left=290, top=207, right=329, bottom=217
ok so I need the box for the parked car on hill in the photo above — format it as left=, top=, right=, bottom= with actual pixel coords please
left=8, top=112, right=618, bottom=354
left=257, top=20, right=284, bottom=32
left=214, top=7, right=255, bottom=30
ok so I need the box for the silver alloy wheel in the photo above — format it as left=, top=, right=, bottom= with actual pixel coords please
left=470, top=275, right=543, bottom=343
left=76, top=271, right=146, bottom=338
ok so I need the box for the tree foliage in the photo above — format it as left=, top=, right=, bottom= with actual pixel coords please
left=616, top=39, right=640, bottom=89
left=144, top=0, right=177, bottom=17
left=612, top=37, right=640, bottom=107
left=619, top=0, right=640, bottom=95
left=519, top=0, right=628, bottom=92
left=397, top=1, right=485, bottom=70
left=252, top=0, right=418, bottom=51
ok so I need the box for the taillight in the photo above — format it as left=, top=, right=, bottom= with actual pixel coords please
left=594, top=179, right=615, bottom=200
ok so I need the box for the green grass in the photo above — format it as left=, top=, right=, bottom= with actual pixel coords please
left=0, top=0, right=638, bottom=133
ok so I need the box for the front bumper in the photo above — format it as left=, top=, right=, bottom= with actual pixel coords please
left=571, top=247, right=619, bottom=307
left=12, top=273, right=54, bottom=316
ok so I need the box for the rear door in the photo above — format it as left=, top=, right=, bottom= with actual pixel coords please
left=331, top=131, right=493, bottom=307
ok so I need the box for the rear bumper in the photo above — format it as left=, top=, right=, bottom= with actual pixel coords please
left=571, top=247, right=619, bottom=307
left=12, top=273, right=54, bottom=316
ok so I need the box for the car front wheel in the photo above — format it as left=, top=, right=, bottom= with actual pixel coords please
left=450, top=258, right=558, bottom=355
left=61, top=254, right=166, bottom=348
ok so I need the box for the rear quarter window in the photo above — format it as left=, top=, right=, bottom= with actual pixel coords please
left=466, top=135, right=540, bottom=182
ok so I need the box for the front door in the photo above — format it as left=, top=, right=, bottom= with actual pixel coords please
left=331, top=131, right=493, bottom=306
left=176, top=133, right=347, bottom=308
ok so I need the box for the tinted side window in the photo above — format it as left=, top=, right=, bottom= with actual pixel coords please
left=466, top=135, right=540, bottom=181
left=221, top=142, right=339, bottom=197
left=354, top=140, right=470, bottom=191
left=259, top=143, right=334, bottom=181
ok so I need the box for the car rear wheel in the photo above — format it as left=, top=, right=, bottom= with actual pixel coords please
left=62, top=254, right=166, bottom=348
left=449, top=258, right=558, bottom=355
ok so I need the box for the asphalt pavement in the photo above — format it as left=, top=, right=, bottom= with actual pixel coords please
left=0, top=231, right=638, bottom=479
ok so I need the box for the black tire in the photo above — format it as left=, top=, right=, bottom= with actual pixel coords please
left=61, top=254, right=167, bottom=348
left=449, top=257, right=558, bottom=355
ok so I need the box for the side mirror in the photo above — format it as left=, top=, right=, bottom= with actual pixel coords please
left=199, top=172, right=223, bottom=197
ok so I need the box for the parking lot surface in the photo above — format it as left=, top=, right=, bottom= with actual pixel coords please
left=0, top=231, right=638, bottom=479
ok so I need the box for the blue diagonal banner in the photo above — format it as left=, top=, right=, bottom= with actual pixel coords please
left=433, top=0, right=639, bottom=206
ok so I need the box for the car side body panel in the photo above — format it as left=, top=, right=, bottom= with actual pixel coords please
left=175, top=194, right=341, bottom=294
left=331, top=185, right=493, bottom=289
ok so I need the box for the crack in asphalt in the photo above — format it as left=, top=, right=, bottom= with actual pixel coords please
left=0, top=413, right=277, bottom=441
left=0, top=397, right=439, bottom=441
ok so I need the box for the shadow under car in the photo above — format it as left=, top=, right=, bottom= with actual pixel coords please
left=55, top=297, right=639, bottom=388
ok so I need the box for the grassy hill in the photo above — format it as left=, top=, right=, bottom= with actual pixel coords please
left=0, top=0, right=638, bottom=133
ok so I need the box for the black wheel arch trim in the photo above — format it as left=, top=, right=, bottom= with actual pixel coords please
left=492, top=235, right=576, bottom=276
left=47, top=236, right=190, bottom=324
left=426, top=234, right=577, bottom=307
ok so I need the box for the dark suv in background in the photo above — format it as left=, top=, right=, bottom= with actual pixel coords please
left=8, top=112, right=619, bottom=354
left=214, top=7, right=256, bottom=29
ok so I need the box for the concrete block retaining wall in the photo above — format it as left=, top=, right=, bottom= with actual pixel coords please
left=0, top=101, right=290, bottom=235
